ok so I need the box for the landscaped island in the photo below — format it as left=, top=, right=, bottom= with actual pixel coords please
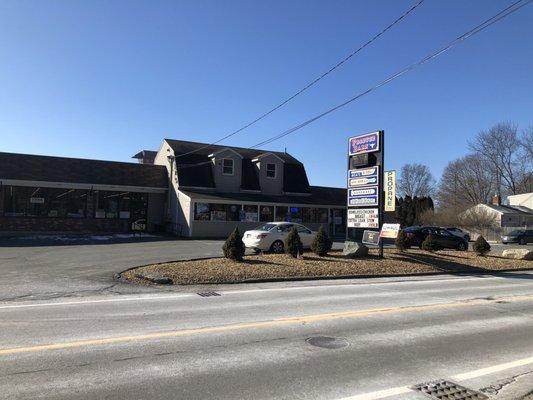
left=122, top=248, right=532, bottom=286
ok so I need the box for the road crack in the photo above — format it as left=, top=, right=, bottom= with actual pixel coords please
left=480, top=369, right=533, bottom=396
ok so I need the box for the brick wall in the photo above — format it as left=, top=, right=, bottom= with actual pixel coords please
left=0, top=216, right=131, bottom=234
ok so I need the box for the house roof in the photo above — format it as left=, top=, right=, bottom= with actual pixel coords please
left=0, top=152, right=168, bottom=188
left=168, top=139, right=310, bottom=193
left=484, top=203, right=533, bottom=215
left=132, top=150, right=158, bottom=160
left=165, top=139, right=302, bottom=164
left=179, top=185, right=346, bottom=207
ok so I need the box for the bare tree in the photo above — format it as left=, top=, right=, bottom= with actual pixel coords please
left=520, top=126, right=533, bottom=160
left=397, top=163, right=435, bottom=198
left=469, top=122, right=526, bottom=195
left=437, top=154, right=494, bottom=211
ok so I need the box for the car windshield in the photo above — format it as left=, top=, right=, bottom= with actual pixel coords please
left=508, top=230, right=524, bottom=235
left=256, top=223, right=277, bottom=231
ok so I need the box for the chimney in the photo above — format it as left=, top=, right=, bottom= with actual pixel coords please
left=491, top=194, right=501, bottom=206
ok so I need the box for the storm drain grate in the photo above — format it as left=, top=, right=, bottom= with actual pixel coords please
left=197, top=291, right=221, bottom=297
left=413, top=380, right=488, bottom=400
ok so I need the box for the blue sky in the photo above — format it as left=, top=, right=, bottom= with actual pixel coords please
left=1, top=0, right=531, bottom=188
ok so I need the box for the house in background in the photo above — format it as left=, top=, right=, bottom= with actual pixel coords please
left=507, top=192, right=533, bottom=210
left=462, top=194, right=533, bottom=229
left=154, top=139, right=346, bottom=238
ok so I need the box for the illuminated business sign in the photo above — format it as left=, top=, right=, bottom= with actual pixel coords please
left=348, top=131, right=380, bottom=155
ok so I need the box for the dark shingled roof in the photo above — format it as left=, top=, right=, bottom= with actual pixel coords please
left=132, top=150, right=158, bottom=160
left=165, top=139, right=302, bottom=164
left=180, top=186, right=346, bottom=207
left=168, top=139, right=310, bottom=193
left=485, top=203, right=533, bottom=215
left=0, top=152, right=168, bottom=188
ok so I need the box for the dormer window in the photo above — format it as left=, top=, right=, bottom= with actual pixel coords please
left=266, top=163, right=276, bottom=178
left=222, top=158, right=234, bottom=175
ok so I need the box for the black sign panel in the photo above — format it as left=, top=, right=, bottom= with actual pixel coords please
left=362, top=230, right=380, bottom=246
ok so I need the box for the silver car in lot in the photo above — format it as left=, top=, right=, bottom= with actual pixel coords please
left=242, top=222, right=316, bottom=253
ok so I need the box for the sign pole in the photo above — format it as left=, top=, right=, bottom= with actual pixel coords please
left=378, top=131, right=384, bottom=259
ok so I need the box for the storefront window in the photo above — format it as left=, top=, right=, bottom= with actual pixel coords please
left=287, top=206, right=301, bottom=223
left=275, top=206, right=288, bottom=222
left=242, top=204, right=258, bottom=222
left=210, top=203, right=227, bottom=221
left=259, top=205, right=274, bottom=222
left=226, top=204, right=241, bottom=221
left=301, top=208, right=315, bottom=223
left=3, top=186, right=88, bottom=218
left=317, top=208, right=329, bottom=223
left=194, top=203, right=211, bottom=221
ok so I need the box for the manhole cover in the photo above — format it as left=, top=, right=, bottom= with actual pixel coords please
left=413, top=380, right=488, bottom=400
left=306, top=336, right=349, bottom=349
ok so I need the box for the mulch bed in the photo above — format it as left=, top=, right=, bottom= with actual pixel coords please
left=122, top=248, right=532, bottom=286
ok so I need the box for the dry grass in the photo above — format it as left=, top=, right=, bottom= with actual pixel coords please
left=122, top=248, right=532, bottom=286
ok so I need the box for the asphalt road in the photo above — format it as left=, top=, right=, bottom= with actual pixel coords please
left=1, top=272, right=533, bottom=399
left=0, top=236, right=527, bottom=302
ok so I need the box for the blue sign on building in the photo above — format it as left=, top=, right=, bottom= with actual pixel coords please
left=347, top=186, right=379, bottom=207
left=348, top=131, right=380, bottom=155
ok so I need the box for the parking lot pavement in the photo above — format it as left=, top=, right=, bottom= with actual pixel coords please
left=0, top=236, right=527, bottom=303
left=0, top=237, right=228, bottom=302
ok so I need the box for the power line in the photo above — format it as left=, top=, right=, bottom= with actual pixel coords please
left=178, top=0, right=531, bottom=169
left=173, top=0, right=426, bottom=160
left=249, top=0, right=532, bottom=149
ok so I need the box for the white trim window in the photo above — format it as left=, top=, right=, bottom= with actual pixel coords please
left=222, top=158, right=234, bottom=176
left=266, top=163, right=276, bottom=179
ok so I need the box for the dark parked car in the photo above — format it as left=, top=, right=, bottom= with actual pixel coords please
left=445, top=227, right=471, bottom=242
left=402, top=226, right=468, bottom=251
left=501, top=230, right=533, bottom=245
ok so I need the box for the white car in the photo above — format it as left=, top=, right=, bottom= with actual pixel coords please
left=243, top=222, right=316, bottom=253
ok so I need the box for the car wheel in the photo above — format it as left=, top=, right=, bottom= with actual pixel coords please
left=457, top=242, right=467, bottom=251
left=519, top=238, right=526, bottom=245
left=271, top=240, right=284, bottom=254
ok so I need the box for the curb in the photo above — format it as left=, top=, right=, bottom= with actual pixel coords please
left=116, top=261, right=533, bottom=286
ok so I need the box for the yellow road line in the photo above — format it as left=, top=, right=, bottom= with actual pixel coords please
left=1, top=294, right=532, bottom=356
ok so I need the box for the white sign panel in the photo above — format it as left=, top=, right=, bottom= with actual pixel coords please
left=347, top=166, right=379, bottom=188
left=347, top=208, right=379, bottom=228
left=30, top=197, right=45, bottom=204
left=380, top=223, right=400, bottom=239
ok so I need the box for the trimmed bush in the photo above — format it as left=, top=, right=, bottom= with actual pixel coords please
left=285, top=227, right=304, bottom=258
left=421, top=234, right=440, bottom=252
left=473, top=235, right=491, bottom=256
left=311, top=226, right=333, bottom=256
left=222, top=228, right=245, bottom=261
left=395, top=230, right=411, bottom=252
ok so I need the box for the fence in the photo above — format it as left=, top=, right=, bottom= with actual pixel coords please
left=466, top=225, right=532, bottom=242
